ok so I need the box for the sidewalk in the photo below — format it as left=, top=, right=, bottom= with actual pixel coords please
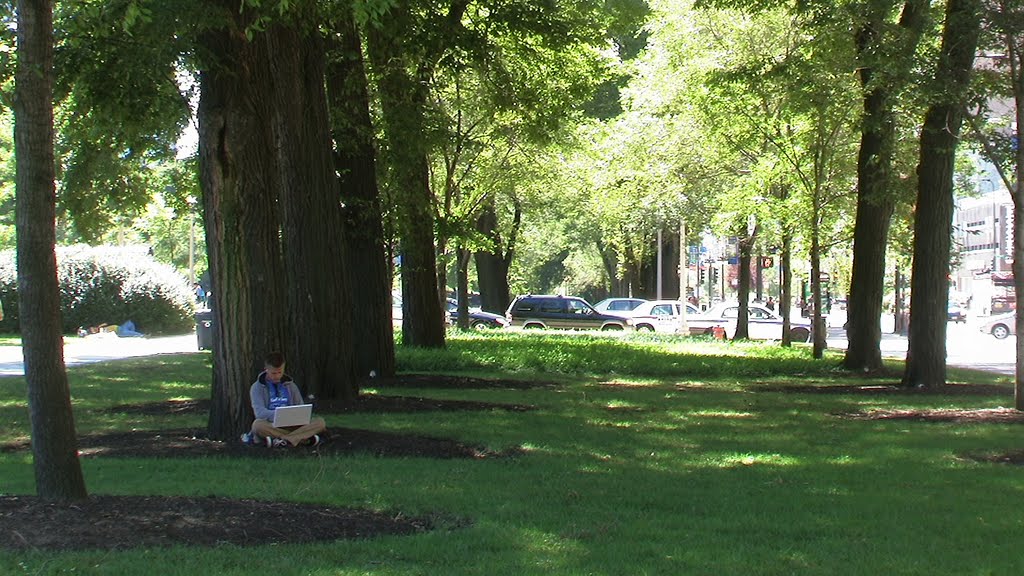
left=0, top=333, right=200, bottom=377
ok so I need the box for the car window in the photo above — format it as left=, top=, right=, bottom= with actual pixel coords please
left=539, top=299, right=564, bottom=313
left=722, top=307, right=739, bottom=319
left=750, top=307, right=770, bottom=319
left=567, top=299, right=591, bottom=315
left=652, top=304, right=674, bottom=316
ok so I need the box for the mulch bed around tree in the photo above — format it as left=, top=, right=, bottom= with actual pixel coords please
left=0, top=374, right=536, bottom=552
left=0, top=495, right=446, bottom=551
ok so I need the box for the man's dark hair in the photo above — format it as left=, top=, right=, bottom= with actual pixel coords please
left=264, top=351, right=285, bottom=368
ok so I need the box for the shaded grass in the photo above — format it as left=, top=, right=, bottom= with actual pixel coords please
left=1, top=331, right=1021, bottom=575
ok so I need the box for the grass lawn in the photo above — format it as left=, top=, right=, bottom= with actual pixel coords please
left=1, top=330, right=1021, bottom=575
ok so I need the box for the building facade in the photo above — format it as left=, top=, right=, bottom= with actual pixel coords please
left=952, top=188, right=1015, bottom=314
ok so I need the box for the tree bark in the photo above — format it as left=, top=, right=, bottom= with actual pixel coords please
left=326, top=5, right=396, bottom=380
left=456, top=246, right=471, bottom=329
left=903, top=0, right=981, bottom=387
left=845, top=0, right=927, bottom=372
left=780, top=233, right=794, bottom=347
left=15, top=0, right=88, bottom=501
left=810, top=211, right=826, bottom=359
left=474, top=198, right=516, bottom=314
left=734, top=227, right=756, bottom=340
left=265, top=12, right=357, bottom=401
left=198, top=2, right=288, bottom=439
left=365, top=9, right=446, bottom=348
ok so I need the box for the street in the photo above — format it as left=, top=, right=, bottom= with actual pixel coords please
left=0, top=318, right=1016, bottom=377
left=826, top=312, right=1017, bottom=376
left=0, top=333, right=199, bottom=377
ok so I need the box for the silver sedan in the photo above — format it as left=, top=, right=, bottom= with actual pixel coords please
left=979, top=312, right=1016, bottom=339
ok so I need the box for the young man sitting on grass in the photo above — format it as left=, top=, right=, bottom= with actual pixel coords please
left=242, top=351, right=327, bottom=448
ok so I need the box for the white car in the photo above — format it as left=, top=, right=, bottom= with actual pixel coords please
left=392, top=292, right=402, bottom=328
left=629, top=300, right=701, bottom=333
left=979, top=311, right=1016, bottom=339
left=688, top=302, right=813, bottom=342
left=593, top=297, right=647, bottom=314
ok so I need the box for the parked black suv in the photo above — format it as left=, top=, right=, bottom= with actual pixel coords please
left=505, top=295, right=631, bottom=331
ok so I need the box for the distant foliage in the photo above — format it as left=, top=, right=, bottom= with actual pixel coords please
left=0, top=245, right=194, bottom=335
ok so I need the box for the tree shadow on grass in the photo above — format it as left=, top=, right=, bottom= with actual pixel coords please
left=753, top=381, right=1024, bottom=465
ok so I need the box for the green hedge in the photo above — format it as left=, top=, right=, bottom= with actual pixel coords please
left=0, top=245, right=195, bottom=335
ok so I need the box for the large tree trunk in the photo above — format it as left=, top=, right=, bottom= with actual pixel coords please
left=265, top=14, right=357, bottom=401
left=326, top=5, right=396, bottom=380
left=15, top=0, right=87, bottom=501
left=198, top=2, right=287, bottom=440
left=365, top=13, right=446, bottom=348
left=845, top=0, right=927, bottom=372
left=845, top=74, right=895, bottom=370
left=903, top=0, right=981, bottom=387
left=474, top=196, right=517, bottom=314
left=1011, top=25, right=1024, bottom=410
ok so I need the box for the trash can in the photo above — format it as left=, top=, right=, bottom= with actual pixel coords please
left=195, top=309, right=214, bottom=351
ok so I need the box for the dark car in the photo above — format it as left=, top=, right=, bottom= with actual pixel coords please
left=446, top=299, right=509, bottom=329
left=505, top=295, right=631, bottom=331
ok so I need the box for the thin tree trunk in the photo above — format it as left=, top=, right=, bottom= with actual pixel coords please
left=780, top=233, right=794, bottom=347
left=326, top=4, right=395, bottom=380
left=15, top=0, right=87, bottom=501
left=457, top=246, right=471, bottom=329
left=735, top=226, right=756, bottom=340
left=810, top=212, right=826, bottom=359
left=198, top=2, right=287, bottom=439
left=903, top=0, right=981, bottom=387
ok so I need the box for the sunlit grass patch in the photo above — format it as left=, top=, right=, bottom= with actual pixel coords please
left=691, top=409, right=757, bottom=419
left=704, top=452, right=802, bottom=468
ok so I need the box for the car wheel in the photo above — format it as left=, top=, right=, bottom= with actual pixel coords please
left=524, top=322, right=544, bottom=330
left=790, top=327, right=811, bottom=342
left=471, top=320, right=490, bottom=330
left=602, top=324, right=624, bottom=331
left=992, top=324, right=1011, bottom=339
left=636, top=324, right=655, bottom=332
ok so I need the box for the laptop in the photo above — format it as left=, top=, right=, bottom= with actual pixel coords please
left=272, top=404, right=313, bottom=427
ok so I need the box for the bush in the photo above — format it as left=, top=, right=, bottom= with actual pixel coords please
left=0, top=245, right=195, bottom=335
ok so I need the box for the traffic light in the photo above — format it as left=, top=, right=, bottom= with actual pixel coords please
left=760, top=256, right=774, bottom=269
left=699, top=267, right=706, bottom=283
